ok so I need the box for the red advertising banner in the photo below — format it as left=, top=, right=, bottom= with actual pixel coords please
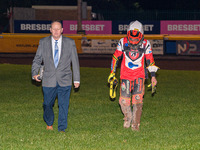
left=63, top=20, right=112, bottom=34
left=161, top=20, right=200, bottom=34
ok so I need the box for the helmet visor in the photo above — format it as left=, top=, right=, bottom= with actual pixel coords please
left=127, top=30, right=143, bottom=45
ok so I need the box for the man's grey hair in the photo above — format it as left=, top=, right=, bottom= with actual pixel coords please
left=50, top=20, right=63, bottom=28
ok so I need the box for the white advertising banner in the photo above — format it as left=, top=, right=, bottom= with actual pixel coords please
left=82, top=38, right=164, bottom=55
left=149, top=39, right=164, bottom=55
left=81, top=38, right=118, bottom=54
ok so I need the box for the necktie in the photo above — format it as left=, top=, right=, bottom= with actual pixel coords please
left=54, top=40, right=59, bottom=68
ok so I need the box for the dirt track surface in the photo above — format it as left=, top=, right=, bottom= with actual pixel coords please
left=0, top=53, right=200, bottom=71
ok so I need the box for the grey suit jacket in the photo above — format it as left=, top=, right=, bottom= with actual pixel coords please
left=32, top=35, right=80, bottom=87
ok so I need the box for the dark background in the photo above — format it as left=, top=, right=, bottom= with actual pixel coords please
left=1, top=0, right=200, bottom=32
left=1, top=0, right=200, bottom=11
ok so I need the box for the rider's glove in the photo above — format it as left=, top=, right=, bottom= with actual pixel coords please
left=108, top=72, right=115, bottom=83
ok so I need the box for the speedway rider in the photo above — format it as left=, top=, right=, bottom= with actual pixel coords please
left=108, top=20, right=159, bottom=131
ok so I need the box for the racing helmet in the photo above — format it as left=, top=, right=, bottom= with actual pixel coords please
left=127, top=20, right=144, bottom=46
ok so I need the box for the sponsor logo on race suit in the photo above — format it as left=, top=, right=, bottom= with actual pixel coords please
left=121, top=82, right=126, bottom=91
left=125, top=52, right=143, bottom=70
left=135, top=95, right=141, bottom=100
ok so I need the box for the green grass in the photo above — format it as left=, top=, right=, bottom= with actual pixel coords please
left=0, top=64, right=199, bottom=150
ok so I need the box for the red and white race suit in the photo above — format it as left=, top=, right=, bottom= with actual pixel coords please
left=111, top=37, right=155, bottom=80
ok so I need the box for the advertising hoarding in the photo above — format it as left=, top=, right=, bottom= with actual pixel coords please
left=81, top=38, right=163, bottom=55
left=176, top=40, right=200, bottom=55
left=63, top=20, right=112, bottom=34
left=112, top=21, right=160, bottom=34
left=81, top=38, right=117, bottom=54
left=161, top=20, right=200, bottom=34
left=149, top=39, right=164, bottom=55
left=14, top=20, right=52, bottom=33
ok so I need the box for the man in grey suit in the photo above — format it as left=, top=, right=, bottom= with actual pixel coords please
left=32, top=21, right=80, bottom=132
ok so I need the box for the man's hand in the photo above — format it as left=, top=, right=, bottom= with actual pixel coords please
left=74, top=83, right=80, bottom=88
left=150, top=77, right=157, bottom=96
left=33, top=75, right=41, bottom=82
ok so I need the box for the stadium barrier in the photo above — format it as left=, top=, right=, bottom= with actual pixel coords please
left=0, top=33, right=199, bottom=55
left=0, top=33, right=164, bottom=54
left=0, top=33, right=82, bottom=53
left=164, top=35, right=200, bottom=40
left=164, top=35, right=200, bottom=55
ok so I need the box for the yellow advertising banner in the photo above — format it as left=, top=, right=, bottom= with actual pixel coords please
left=0, top=34, right=83, bottom=53
left=0, top=34, right=47, bottom=53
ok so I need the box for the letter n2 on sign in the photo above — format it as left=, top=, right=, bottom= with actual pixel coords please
left=177, top=42, right=197, bottom=54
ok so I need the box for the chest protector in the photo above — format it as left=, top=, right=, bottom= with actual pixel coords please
left=122, top=37, right=146, bottom=62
